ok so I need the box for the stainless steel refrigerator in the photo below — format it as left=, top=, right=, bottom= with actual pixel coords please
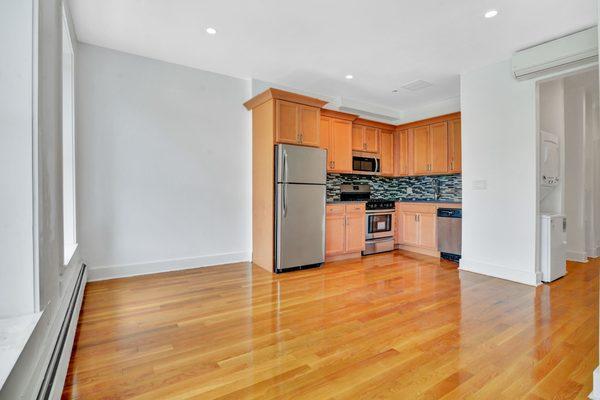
left=275, top=144, right=326, bottom=273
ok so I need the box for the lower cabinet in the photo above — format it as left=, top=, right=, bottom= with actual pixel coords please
left=325, top=203, right=365, bottom=258
left=395, top=203, right=437, bottom=250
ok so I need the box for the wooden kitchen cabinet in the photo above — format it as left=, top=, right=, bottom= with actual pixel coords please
left=418, top=213, right=437, bottom=249
left=321, top=116, right=352, bottom=173
left=395, top=112, right=461, bottom=177
left=393, top=129, right=410, bottom=176
left=410, top=122, right=448, bottom=175
left=325, top=203, right=365, bottom=259
left=399, top=212, right=419, bottom=246
left=275, top=100, right=320, bottom=147
left=352, top=125, right=379, bottom=153
left=325, top=214, right=346, bottom=257
left=345, top=212, right=365, bottom=253
left=413, top=126, right=430, bottom=174
left=429, top=122, right=448, bottom=174
left=380, top=129, right=394, bottom=176
left=448, top=118, right=461, bottom=173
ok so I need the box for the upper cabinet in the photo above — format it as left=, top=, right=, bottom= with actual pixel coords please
left=352, top=125, right=379, bottom=153
left=429, top=122, right=448, bottom=174
left=394, top=129, right=410, bottom=176
left=448, top=119, right=461, bottom=173
left=321, top=115, right=353, bottom=173
left=412, top=125, right=430, bottom=174
left=380, top=129, right=394, bottom=176
left=394, top=112, right=461, bottom=177
left=275, top=100, right=320, bottom=147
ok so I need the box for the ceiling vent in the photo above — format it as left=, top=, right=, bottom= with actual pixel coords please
left=400, top=80, right=433, bottom=91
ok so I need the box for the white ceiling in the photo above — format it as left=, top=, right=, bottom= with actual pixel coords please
left=69, top=0, right=597, bottom=114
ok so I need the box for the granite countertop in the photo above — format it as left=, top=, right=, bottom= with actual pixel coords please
left=327, top=199, right=461, bottom=204
left=326, top=200, right=367, bottom=204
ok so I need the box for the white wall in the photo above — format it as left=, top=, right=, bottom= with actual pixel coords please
left=460, top=60, right=540, bottom=286
left=77, top=44, right=252, bottom=280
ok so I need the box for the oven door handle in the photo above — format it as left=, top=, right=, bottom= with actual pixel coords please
left=366, top=211, right=396, bottom=215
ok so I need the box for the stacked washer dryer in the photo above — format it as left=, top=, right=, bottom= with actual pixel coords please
left=539, top=131, right=566, bottom=283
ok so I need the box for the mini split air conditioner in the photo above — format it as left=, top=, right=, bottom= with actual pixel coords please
left=512, top=26, right=598, bottom=80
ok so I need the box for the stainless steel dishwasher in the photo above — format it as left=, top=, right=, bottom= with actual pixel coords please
left=437, top=208, right=462, bottom=262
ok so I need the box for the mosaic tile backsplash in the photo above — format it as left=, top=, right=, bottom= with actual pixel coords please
left=326, top=174, right=462, bottom=203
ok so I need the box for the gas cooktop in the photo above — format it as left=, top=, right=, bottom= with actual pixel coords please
left=366, top=199, right=395, bottom=211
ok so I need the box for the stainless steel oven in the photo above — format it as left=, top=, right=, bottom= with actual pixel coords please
left=365, top=210, right=395, bottom=239
left=363, top=199, right=396, bottom=255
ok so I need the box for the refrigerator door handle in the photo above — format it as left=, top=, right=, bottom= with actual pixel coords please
left=283, top=183, right=287, bottom=218
left=283, top=149, right=288, bottom=183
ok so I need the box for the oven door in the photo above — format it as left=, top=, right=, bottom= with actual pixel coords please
left=365, top=211, right=395, bottom=239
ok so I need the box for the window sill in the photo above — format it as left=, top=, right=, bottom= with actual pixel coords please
left=0, top=312, right=43, bottom=390
left=64, top=243, right=78, bottom=266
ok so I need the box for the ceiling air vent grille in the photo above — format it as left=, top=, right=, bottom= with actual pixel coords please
left=400, top=80, right=433, bottom=91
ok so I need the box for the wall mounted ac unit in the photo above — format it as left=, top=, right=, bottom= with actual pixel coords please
left=512, top=26, right=598, bottom=80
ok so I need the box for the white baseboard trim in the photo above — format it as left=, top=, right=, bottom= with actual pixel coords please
left=459, top=258, right=540, bottom=286
left=586, top=246, right=600, bottom=259
left=590, top=367, right=600, bottom=399
left=567, top=250, right=588, bottom=263
left=88, top=251, right=252, bottom=282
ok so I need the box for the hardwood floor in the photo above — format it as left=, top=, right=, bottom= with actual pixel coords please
left=63, top=251, right=598, bottom=399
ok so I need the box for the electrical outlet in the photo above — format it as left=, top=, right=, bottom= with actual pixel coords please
left=472, top=180, right=487, bottom=190
left=406, top=187, right=413, bottom=195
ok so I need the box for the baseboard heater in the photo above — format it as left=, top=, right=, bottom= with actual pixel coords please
left=37, top=264, right=87, bottom=400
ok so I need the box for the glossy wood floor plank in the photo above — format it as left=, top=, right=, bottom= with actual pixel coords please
left=62, top=252, right=598, bottom=399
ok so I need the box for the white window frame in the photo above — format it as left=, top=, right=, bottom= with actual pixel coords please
left=62, top=5, right=77, bottom=265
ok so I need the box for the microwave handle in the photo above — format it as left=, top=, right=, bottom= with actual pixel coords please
left=375, top=157, right=379, bottom=173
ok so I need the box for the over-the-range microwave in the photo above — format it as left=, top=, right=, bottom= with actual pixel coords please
left=352, top=155, right=380, bottom=174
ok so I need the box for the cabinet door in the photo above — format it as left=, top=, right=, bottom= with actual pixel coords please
left=448, top=119, right=461, bottom=173
left=330, top=119, right=352, bottom=172
left=413, top=126, right=430, bottom=174
left=418, top=213, right=437, bottom=249
left=345, top=212, right=365, bottom=253
left=364, top=127, right=379, bottom=153
left=275, top=100, right=299, bottom=144
left=298, top=105, right=320, bottom=147
left=430, top=122, right=448, bottom=174
left=352, top=125, right=364, bottom=151
left=393, top=130, right=409, bottom=176
left=401, top=212, right=419, bottom=246
left=325, top=215, right=346, bottom=257
left=320, top=117, right=334, bottom=171
left=395, top=211, right=403, bottom=244
left=380, top=130, right=394, bottom=176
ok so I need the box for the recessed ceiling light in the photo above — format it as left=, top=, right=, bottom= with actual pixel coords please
left=484, top=9, right=498, bottom=18
left=206, top=27, right=217, bottom=35
left=345, top=74, right=354, bottom=80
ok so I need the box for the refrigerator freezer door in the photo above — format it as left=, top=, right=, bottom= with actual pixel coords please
left=276, top=144, right=326, bottom=184
left=276, top=183, right=325, bottom=271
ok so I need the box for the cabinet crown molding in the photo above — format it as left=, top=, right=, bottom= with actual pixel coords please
left=244, top=88, right=328, bottom=110
left=396, top=112, right=461, bottom=131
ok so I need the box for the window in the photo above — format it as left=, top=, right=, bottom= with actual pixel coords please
left=62, top=6, right=77, bottom=265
